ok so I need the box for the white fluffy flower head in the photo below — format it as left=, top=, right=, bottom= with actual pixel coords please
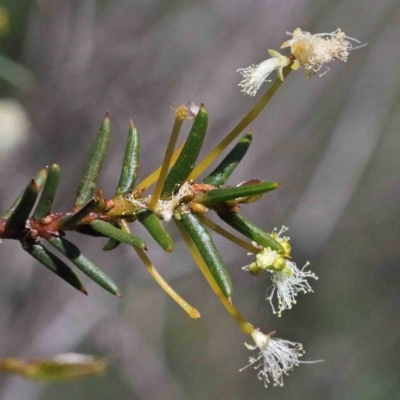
left=240, top=329, right=305, bottom=387
left=237, top=50, right=290, bottom=96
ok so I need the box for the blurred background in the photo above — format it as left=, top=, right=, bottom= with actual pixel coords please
left=1, top=0, right=399, bottom=399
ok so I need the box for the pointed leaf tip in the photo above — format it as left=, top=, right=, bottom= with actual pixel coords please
left=202, top=132, right=253, bottom=187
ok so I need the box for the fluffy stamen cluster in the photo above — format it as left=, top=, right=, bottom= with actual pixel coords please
left=243, top=226, right=317, bottom=316
left=268, top=260, right=317, bottom=317
left=125, top=182, right=194, bottom=222
left=237, top=50, right=290, bottom=96
left=281, top=28, right=362, bottom=77
left=240, top=329, right=304, bottom=387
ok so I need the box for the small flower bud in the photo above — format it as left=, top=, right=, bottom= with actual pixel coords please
left=248, top=262, right=263, bottom=276
left=280, top=240, right=291, bottom=256
left=271, top=256, right=286, bottom=271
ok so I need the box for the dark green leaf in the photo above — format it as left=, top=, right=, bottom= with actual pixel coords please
left=102, top=237, right=121, bottom=251
left=161, top=105, right=208, bottom=197
left=48, top=236, right=120, bottom=296
left=21, top=241, right=87, bottom=294
left=137, top=210, right=174, bottom=252
left=202, top=133, right=252, bottom=187
left=33, top=164, right=61, bottom=219
left=217, top=211, right=284, bottom=253
left=115, top=122, right=141, bottom=195
left=179, top=212, right=233, bottom=298
left=75, top=113, right=111, bottom=206
left=0, top=191, right=23, bottom=220
left=5, top=168, right=48, bottom=231
left=90, top=220, right=146, bottom=249
left=195, top=181, right=278, bottom=207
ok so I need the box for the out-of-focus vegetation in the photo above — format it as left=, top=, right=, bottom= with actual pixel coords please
left=0, top=354, right=107, bottom=381
left=0, top=1, right=33, bottom=93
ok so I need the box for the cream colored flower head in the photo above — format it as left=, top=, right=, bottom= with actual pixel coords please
left=281, top=27, right=363, bottom=78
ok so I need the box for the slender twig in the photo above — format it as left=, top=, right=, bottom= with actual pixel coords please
left=148, top=107, right=187, bottom=210
left=135, top=248, right=200, bottom=319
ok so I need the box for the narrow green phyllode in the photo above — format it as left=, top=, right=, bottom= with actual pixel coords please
left=90, top=220, right=146, bottom=249
left=202, top=133, right=252, bottom=187
left=5, top=168, right=48, bottom=231
left=195, top=181, right=278, bottom=207
left=102, top=222, right=122, bottom=252
left=217, top=211, right=285, bottom=253
left=21, top=242, right=87, bottom=294
left=115, top=121, right=141, bottom=195
left=48, top=236, right=120, bottom=296
left=75, top=112, right=111, bottom=206
left=33, top=164, right=61, bottom=219
left=161, top=105, right=208, bottom=197
left=179, top=212, right=233, bottom=298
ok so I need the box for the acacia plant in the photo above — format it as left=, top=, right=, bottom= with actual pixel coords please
left=0, top=28, right=364, bottom=386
